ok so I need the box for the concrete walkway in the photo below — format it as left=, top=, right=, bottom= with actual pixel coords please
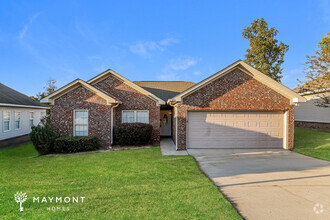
left=160, top=138, right=188, bottom=155
left=188, top=149, right=330, bottom=220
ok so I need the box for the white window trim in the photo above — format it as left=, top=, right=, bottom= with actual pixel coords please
left=73, top=109, right=89, bottom=136
left=14, top=111, right=21, bottom=130
left=29, top=111, right=34, bottom=127
left=122, top=110, right=149, bottom=124
left=3, top=110, right=11, bottom=132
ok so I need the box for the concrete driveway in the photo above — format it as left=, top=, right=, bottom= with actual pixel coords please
left=188, top=149, right=330, bottom=220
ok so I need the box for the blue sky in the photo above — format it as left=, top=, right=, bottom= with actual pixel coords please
left=0, top=0, right=329, bottom=96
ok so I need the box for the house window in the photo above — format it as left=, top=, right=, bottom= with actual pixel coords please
left=3, top=111, right=11, bottom=132
left=29, top=112, right=34, bottom=127
left=14, top=112, right=21, bottom=130
left=136, top=111, right=149, bottom=123
left=74, top=110, right=88, bottom=136
left=122, top=110, right=149, bottom=124
left=122, top=111, right=135, bottom=123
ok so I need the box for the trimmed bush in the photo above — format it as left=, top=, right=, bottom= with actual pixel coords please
left=114, top=123, right=153, bottom=146
left=30, top=118, right=58, bottom=155
left=54, top=136, right=100, bottom=153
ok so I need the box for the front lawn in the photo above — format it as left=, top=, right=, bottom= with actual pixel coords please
left=294, top=128, right=330, bottom=161
left=0, top=143, right=241, bottom=219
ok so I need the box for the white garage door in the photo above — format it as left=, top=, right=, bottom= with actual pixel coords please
left=187, top=111, right=284, bottom=149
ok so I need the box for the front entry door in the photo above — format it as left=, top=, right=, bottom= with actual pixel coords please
left=160, top=111, right=171, bottom=136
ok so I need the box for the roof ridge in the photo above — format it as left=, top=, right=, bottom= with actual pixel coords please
left=133, top=81, right=195, bottom=83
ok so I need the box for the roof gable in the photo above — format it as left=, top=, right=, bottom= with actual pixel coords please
left=293, top=75, right=330, bottom=94
left=40, top=79, right=121, bottom=105
left=87, top=70, right=165, bottom=105
left=171, top=60, right=306, bottom=104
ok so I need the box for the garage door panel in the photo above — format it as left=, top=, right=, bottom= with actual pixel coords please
left=187, top=111, right=283, bottom=149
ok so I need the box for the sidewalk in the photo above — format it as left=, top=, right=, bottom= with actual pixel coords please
left=160, top=138, right=188, bottom=156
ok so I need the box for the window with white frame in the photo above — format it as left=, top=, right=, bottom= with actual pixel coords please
left=14, top=112, right=21, bottom=130
left=74, top=110, right=88, bottom=136
left=29, top=112, right=34, bottom=127
left=3, top=111, right=11, bottom=132
left=122, top=110, right=149, bottom=124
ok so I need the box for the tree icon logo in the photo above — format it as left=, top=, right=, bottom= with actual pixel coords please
left=14, top=192, right=27, bottom=212
left=313, top=203, right=324, bottom=214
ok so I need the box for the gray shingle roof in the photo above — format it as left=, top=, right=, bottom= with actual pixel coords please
left=0, top=83, right=47, bottom=107
left=133, top=81, right=196, bottom=101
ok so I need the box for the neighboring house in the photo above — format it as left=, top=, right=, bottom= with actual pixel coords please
left=293, top=78, right=330, bottom=131
left=41, top=60, right=305, bottom=150
left=0, top=83, right=48, bottom=147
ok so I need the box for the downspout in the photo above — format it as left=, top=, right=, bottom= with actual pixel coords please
left=168, top=100, right=178, bottom=150
left=110, top=103, right=120, bottom=147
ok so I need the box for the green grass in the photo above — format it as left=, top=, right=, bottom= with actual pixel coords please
left=294, top=128, right=330, bottom=161
left=0, top=143, right=241, bottom=219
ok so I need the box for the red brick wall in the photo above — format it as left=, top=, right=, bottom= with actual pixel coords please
left=50, top=86, right=112, bottom=147
left=172, top=107, right=177, bottom=145
left=176, top=68, right=295, bottom=150
left=93, top=75, right=160, bottom=144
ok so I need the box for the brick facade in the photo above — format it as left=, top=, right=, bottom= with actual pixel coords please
left=173, top=68, right=295, bottom=150
left=50, top=67, right=297, bottom=150
left=50, top=86, right=112, bottom=147
left=92, top=75, right=160, bottom=144
left=295, top=121, right=330, bottom=132
left=50, top=75, right=160, bottom=147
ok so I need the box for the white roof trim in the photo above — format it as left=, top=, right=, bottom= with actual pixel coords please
left=170, top=60, right=306, bottom=104
left=40, top=79, right=121, bottom=105
left=87, top=69, right=165, bottom=105
left=298, top=88, right=330, bottom=96
left=0, top=103, right=49, bottom=109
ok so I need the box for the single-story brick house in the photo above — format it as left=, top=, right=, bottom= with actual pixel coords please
left=41, top=60, right=306, bottom=150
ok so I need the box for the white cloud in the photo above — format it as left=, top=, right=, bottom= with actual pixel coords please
left=19, top=13, right=40, bottom=40
left=157, top=57, right=199, bottom=80
left=159, top=37, right=178, bottom=46
left=129, top=37, right=178, bottom=57
left=169, top=58, right=197, bottom=71
left=157, top=72, right=180, bottom=81
left=193, top=71, right=202, bottom=76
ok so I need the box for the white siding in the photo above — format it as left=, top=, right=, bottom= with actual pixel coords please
left=0, top=107, right=47, bottom=141
left=294, top=93, right=330, bottom=123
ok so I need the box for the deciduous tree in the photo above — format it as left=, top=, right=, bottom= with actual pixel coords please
left=242, top=18, right=289, bottom=82
left=31, top=79, right=57, bottom=101
left=298, top=33, right=330, bottom=107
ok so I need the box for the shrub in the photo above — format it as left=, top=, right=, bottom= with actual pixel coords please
left=30, top=118, right=58, bottom=155
left=54, top=136, right=100, bottom=153
left=114, top=123, right=153, bottom=146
